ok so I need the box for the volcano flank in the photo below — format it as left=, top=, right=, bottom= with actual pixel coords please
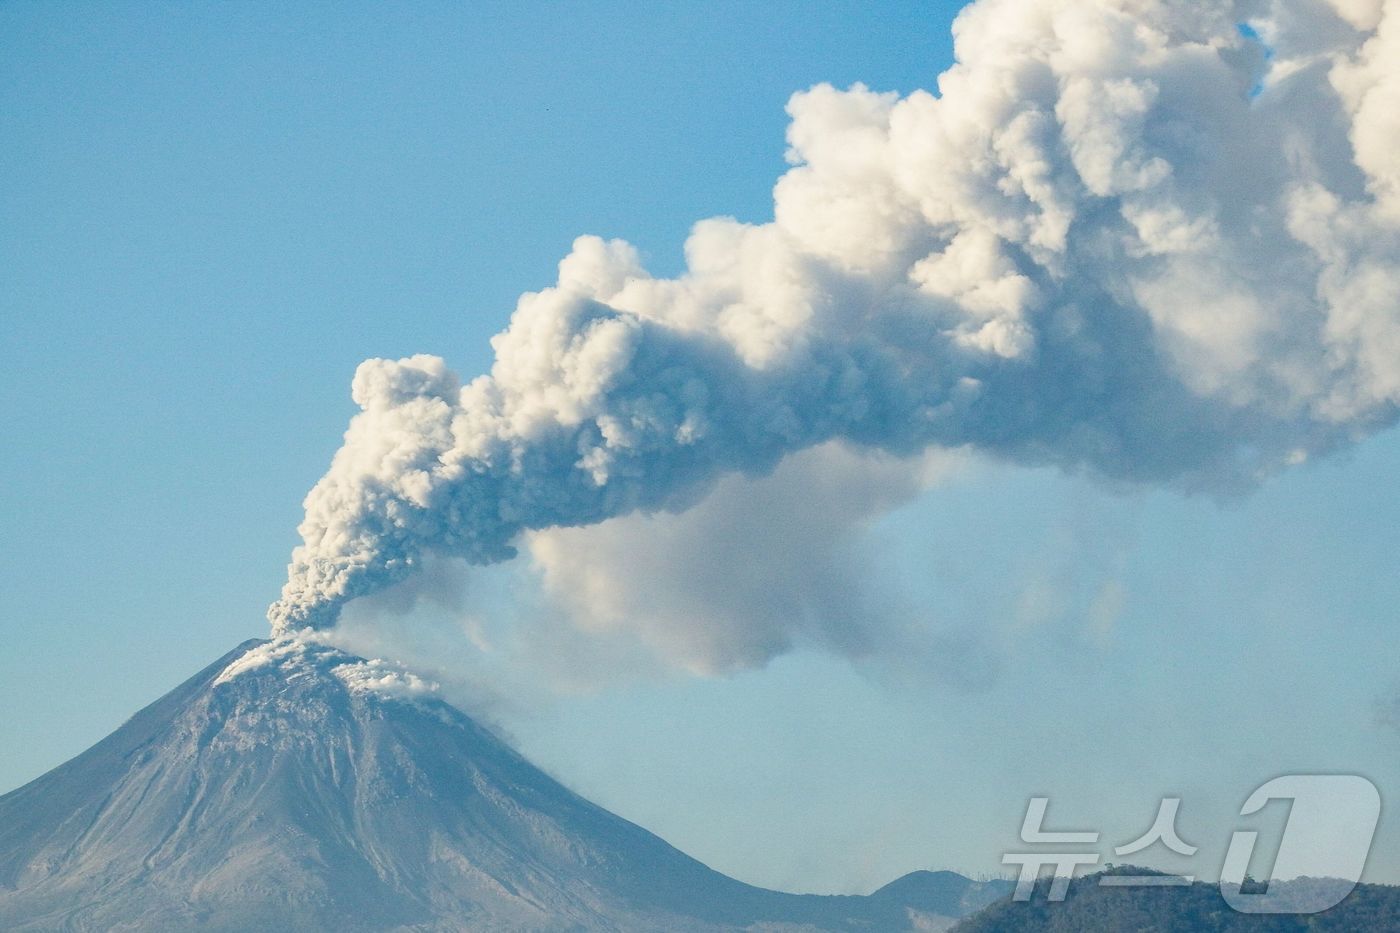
left=0, top=639, right=1006, bottom=931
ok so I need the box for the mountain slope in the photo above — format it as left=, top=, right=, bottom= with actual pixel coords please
left=0, top=638, right=1006, bottom=931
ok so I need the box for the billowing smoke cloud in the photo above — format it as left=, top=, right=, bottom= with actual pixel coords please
left=270, top=0, right=1400, bottom=635
left=524, top=442, right=959, bottom=674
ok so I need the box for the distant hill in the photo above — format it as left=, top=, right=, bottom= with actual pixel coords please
left=0, top=637, right=1008, bottom=931
left=953, top=866, right=1400, bottom=932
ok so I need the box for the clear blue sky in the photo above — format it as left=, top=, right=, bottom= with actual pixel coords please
left=2, top=0, right=1397, bottom=894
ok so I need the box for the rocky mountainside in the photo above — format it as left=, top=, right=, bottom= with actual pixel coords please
left=0, top=638, right=1008, bottom=931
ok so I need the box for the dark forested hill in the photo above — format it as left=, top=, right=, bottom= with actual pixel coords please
left=953, top=867, right=1400, bottom=932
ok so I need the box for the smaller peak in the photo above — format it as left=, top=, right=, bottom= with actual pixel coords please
left=872, top=869, right=968, bottom=894
left=214, top=635, right=442, bottom=704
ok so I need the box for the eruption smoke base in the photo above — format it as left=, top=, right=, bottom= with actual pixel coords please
left=270, top=0, right=1400, bottom=636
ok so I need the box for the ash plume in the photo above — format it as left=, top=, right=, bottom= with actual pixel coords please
left=270, top=0, right=1400, bottom=636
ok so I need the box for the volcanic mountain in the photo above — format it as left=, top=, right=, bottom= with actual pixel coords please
left=0, top=638, right=1008, bottom=931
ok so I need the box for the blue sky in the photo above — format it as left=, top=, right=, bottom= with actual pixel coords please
left=3, top=0, right=1398, bottom=895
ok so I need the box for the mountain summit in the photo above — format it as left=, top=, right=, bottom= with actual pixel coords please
left=0, top=639, right=1006, bottom=931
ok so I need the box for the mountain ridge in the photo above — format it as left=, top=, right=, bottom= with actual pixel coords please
left=951, top=866, right=1400, bottom=932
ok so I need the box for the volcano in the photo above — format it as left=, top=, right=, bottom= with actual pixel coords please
left=0, top=639, right=1007, bottom=931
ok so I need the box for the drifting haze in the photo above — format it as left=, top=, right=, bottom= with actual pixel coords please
left=269, top=0, right=1400, bottom=661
